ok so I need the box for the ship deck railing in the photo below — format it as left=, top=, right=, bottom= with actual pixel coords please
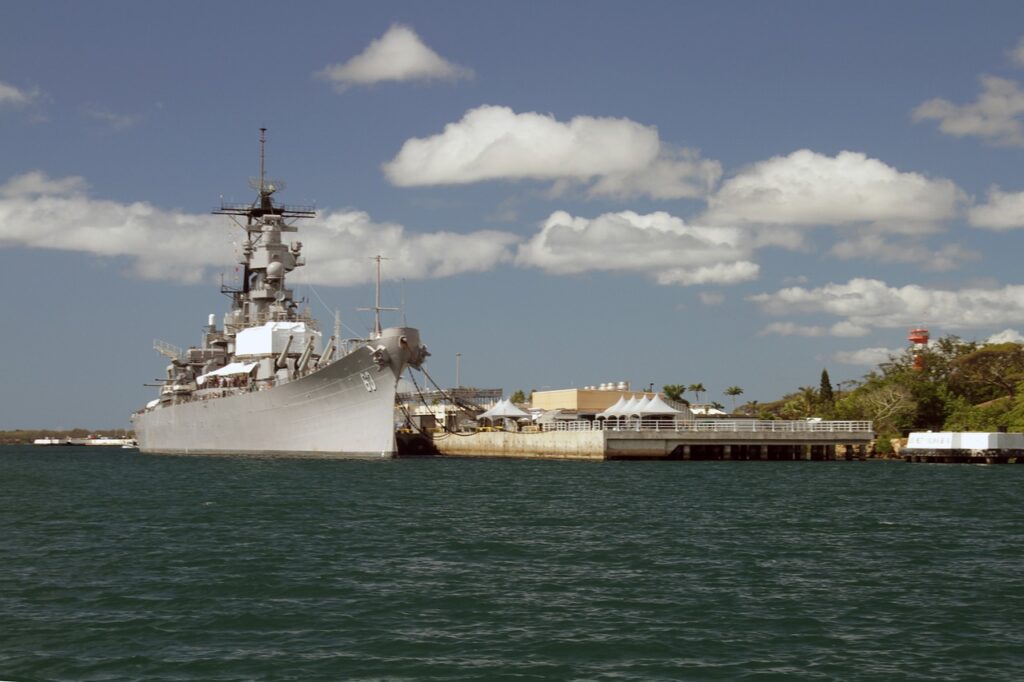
left=539, top=419, right=873, bottom=433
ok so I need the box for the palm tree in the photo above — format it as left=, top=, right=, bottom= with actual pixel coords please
left=688, top=383, right=706, bottom=405
left=662, top=384, right=686, bottom=402
left=724, top=386, right=744, bottom=413
left=798, top=386, right=818, bottom=417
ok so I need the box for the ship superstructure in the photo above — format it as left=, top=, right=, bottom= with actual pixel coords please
left=131, top=130, right=429, bottom=457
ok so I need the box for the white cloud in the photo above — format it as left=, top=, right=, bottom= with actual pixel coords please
left=514, top=209, right=758, bottom=286
left=306, top=212, right=516, bottom=285
left=698, top=291, right=725, bottom=306
left=1010, top=37, right=1024, bottom=67
left=829, top=233, right=978, bottom=272
left=967, top=186, right=1024, bottom=229
left=758, top=322, right=826, bottom=337
left=0, top=172, right=515, bottom=285
left=82, top=103, right=141, bottom=130
left=655, top=261, right=759, bottom=286
left=704, top=149, right=963, bottom=232
left=749, top=277, right=1024, bottom=330
left=912, top=75, right=1024, bottom=147
left=833, top=347, right=901, bottom=366
left=587, top=147, right=723, bottom=200
left=830, top=320, right=870, bottom=337
left=316, top=24, right=472, bottom=90
left=987, top=329, right=1024, bottom=344
left=0, top=171, right=86, bottom=198
left=756, top=320, right=869, bottom=338
left=385, top=105, right=657, bottom=185
left=0, top=81, right=39, bottom=107
left=382, top=105, right=720, bottom=200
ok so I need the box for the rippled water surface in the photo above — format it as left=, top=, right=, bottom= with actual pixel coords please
left=2, top=447, right=1023, bottom=680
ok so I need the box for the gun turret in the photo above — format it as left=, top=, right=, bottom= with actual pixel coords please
left=275, top=335, right=294, bottom=370
left=296, top=336, right=316, bottom=374
left=317, top=336, right=336, bottom=369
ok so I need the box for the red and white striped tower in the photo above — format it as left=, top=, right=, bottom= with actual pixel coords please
left=908, top=327, right=929, bottom=371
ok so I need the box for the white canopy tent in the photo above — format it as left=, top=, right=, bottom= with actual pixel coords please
left=644, top=394, right=685, bottom=416
left=619, top=395, right=641, bottom=416
left=477, top=398, right=531, bottom=423
left=597, top=396, right=629, bottom=419
left=629, top=395, right=653, bottom=417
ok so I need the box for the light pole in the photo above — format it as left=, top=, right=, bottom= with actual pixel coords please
left=455, top=352, right=462, bottom=388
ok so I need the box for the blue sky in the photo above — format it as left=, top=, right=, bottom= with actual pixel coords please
left=4, top=1, right=1024, bottom=428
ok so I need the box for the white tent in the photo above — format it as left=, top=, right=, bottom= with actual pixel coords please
left=629, top=395, right=653, bottom=416
left=478, top=399, right=530, bottom=422
left=644, top=394, right=685, bottom=416
left=597, top=396, right=628, bottom=419
left=619, top=395, right=640, bottom=416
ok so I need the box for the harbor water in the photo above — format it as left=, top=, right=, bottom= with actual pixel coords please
left=2, top=447, right=1022, bottom=680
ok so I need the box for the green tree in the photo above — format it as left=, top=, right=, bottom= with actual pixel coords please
left=819, top=369, right=834, bottom=405
left=510, top=389, right=527, bottom=404
left=662, top=384, right=686, bottom=402
left=949, top=343, right=1024, bottom=401
left=724, top=386, right=744, bottom=413
left=688, top=383, right=706, bottom=404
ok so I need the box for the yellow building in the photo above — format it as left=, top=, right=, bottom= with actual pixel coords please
left=530, top=388, right=657, bottom=412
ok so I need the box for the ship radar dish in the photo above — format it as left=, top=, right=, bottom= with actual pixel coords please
left=248, top=177, right=287, bottom=195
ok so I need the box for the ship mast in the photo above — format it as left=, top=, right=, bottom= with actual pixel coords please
left=359, top=255, right=398, bottom=338
left=214, top=128, right=317, bottom=329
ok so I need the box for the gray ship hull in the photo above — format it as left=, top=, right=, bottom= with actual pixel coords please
left=132, top=346, right=401, bottom=458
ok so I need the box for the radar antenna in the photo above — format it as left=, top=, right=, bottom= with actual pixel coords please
left=357, top=255, right=399, bottom=338
left=213, top=128, right=315, bottom=222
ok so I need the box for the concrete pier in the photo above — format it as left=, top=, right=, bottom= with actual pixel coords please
left=427, top=420, right=873, bottom=461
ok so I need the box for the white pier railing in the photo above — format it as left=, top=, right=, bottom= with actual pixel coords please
left=540, top=419, right=873, bottom=433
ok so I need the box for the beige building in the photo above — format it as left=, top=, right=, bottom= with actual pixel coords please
left=531, top=388, right=657, bottom=412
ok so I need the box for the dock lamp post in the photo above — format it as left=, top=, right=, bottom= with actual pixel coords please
left=456, top=352, right=462, bottom=388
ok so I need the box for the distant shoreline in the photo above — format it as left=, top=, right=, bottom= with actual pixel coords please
left=0, top=429, right=134, bottom=445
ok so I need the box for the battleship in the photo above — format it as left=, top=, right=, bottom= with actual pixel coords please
left=131, top=130, right=429, bottom=457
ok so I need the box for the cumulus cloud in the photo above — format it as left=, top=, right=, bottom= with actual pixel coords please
left=913, top=75, right=1024, bottom=147
left=514, top=209, right=758, bottom=286
left=1011, top=37, right=1024, bottom=67
left=0, top=172, right=515, bottom=285
left=0, top=81, right=39, bottom=107
left=383, top=105, right=720, bottom=200
left=967, top=186, right=1024, bottom=229
left=587, top=147, right=723, bottom=200
left=830, top=320, right=870, bottom=337
left=829, top=233, right=978, bottom=272
left=703, top=149, right=963, bottom=232
left=305, top=212, right=515, bottom=285
left=749, top=277, right=1024, bottom=330
left=758, top=322, right=827, bottom=337
left=833, top=347, right=901, bottom=366
left=987, top=328, right=1024, bottom=344
left=316, top=24, right=472, bottom=90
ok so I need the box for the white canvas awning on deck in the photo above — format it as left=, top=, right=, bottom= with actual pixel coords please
left=197, top=362, right=258, bottom=385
